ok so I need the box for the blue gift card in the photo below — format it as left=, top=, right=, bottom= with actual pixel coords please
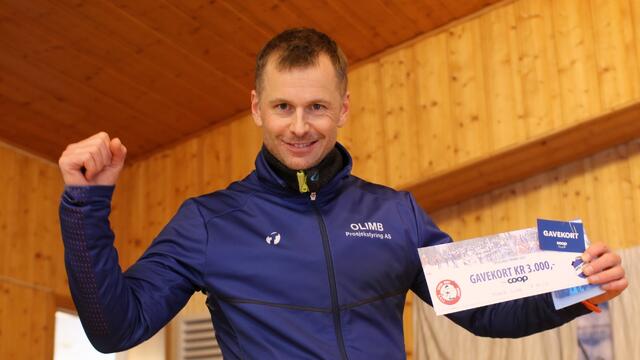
left=537, top=219, right=585, bottom=253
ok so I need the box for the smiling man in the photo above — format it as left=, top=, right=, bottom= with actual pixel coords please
left=58, top=28, right=627, bottom=359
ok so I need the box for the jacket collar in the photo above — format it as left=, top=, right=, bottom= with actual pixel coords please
left=254, top=142, right=353, bottom=198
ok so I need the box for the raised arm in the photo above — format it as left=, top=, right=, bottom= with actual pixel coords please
left=58, top=132, right=206, bottom=352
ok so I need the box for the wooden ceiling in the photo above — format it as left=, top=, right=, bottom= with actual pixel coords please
left=0, top=0, right=501, bottom=162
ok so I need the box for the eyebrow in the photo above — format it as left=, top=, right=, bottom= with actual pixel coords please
left=267, top=98, right=331, bottom=105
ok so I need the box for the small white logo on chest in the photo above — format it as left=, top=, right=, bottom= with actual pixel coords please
left=266, top=232, right=281, bottom=245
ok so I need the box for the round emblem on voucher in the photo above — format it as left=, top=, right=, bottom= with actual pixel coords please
left=436, top=279, right=461, bottom=305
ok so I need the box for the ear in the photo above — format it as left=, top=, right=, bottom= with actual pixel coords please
left=337, top=91, right=350, bottom=128
left=251, top=90, right=263, bottom=127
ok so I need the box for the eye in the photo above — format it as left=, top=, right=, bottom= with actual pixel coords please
left=275, top=103, right=290, bottom=111
left=311, top=103, right=325, bottom=111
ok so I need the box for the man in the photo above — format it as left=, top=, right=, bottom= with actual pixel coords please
left=58, top=28, right=627, bottom=359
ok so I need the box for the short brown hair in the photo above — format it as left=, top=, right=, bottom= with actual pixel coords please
left=255, top=28, right=348, bottom=95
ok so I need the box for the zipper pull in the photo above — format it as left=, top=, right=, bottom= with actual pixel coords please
left=297, top=170, right=309, bottom=193
left=310, top=192, right=317, bottom=201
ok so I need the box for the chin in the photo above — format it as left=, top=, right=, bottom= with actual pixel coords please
left=283, top=159, right=314, bottom=171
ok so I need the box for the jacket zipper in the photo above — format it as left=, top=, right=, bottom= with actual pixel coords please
left=310, top=191, right=349, bottom=360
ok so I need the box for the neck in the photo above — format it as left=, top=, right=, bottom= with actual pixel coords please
left=262, top=146, right=344, bottom=193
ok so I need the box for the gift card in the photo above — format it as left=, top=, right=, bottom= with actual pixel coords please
left=537, top=219, right=585, bottom=253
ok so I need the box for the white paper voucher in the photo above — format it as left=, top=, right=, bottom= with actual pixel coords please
left=418, top=226, right=591, bottom=315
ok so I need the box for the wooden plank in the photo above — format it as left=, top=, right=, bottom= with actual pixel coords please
left=391, top=0, right=449, bottom=30
left=513, top=0, right=563, bottom=138
left=3, top=282, right=31, bottom=358
left=430, top=206, right=462, bottom=242
left=202, top=122, right=233, bottom=192
left=343, top=62, right=387, bottom=184
left=277, top=1, right=373, bottom=60
left=29, top=287, right=55, bottom=359
left=414, top=32, right=455, bottom=175
left=50, top=0, right=247, bottom=110
left=479, top=3, right=525, bottom=149
left=625, top=139, right=640, bottom=249
left=108, top=0, right=255, bottom=87
left=446, top=19, right=491, bottom=163
left=0, top=15, right=202, bottom=136
left=0, top=95, right=86, bottom=161
left=633, top=0, right=640, bottom=83
left=611, top=144, right=637, bottom=249
left=589, top=147, right=628, bottom=248
left=1, top=0, right=229, bottom=121
left=0, top=282, right=56, bottom=359
left=331, top=0, right=416, bottom=45
left=589, top=0, right=640, bottom=109
left=0, top=44, right=164, bottom=154
left=324, top=0, right=407, bottom=51
left=405, top=100, right=640, bottom=212
left=380, top=48, right=420, bottom=188
left=0, top=282, right=5, bottom=357
left=167, top=137, right=204, bottom=211
left=165, top=0, right=270, bottom=61
left=229, top=115, right=262, bottom=182
left=457, top=196, right=493, bottom=240
left=556, top=157, right=589, bottom=222
left=551, top=0, right=602, bottom=124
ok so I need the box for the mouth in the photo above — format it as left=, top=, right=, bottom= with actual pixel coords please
left=282, top=140, right=319, bottom=153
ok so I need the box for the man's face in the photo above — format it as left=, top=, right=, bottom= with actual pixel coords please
left=251, top=54, right=349, bottom=170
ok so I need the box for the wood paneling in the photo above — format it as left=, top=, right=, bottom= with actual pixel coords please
left=105, top=0, right=640, bottom=358
left=0, top=281, right=56, bottom=360
left=0, top=143, right=67, bottom=295
left=3, top=0, right=640, bottom=358
left=406, top=101, right=640, bottom=212
left=0, top=141, right=66, bottom=359
left=431, top=139, right=640, bottom=249
left=0, top=0, right=503, bottom=161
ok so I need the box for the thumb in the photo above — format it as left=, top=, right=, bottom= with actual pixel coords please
left=109, top=138, right=127, bottom=167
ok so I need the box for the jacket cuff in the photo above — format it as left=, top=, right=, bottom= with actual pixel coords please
left=63, top=185, right=115, bottom=206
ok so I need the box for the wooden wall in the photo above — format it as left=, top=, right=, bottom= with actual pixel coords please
left=432, top=140, right=640, bottom=249
left=105, top=0, right=640, bottom=358
left=0, top=142, right=65, bottom=359
left=108, top=0, right=640, bottom=358
left=113, top=0, right=640, bottom=233
left=2, top=0, right=640, bottom=358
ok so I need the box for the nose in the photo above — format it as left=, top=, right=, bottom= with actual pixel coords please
left=289, top=109, right=308, bottom=137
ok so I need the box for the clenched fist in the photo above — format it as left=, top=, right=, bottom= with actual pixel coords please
left=58, top=132, right=127, bottom=186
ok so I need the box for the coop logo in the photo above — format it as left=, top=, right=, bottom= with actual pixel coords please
left=507, top=276, right=529, bottom=284
left=265, top=232, right=281, bottom=245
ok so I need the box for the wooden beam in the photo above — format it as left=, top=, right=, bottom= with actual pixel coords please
left=405, top=100, right=640, bottom=212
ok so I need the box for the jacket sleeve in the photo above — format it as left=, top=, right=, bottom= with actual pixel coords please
left=59, top=186, right=207, bottom=352
left=405, top=193, right=590, bottom=338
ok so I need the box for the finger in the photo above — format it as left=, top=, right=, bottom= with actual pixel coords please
left=587, top=264, right=625, bottom=284
left=601, top=277, right=629, bottom=292
left=91, top=131, right=110, bottom=143
left=582, top=243, right=609, bottom=263
left=96, top=137, right=112, bottom=167
left=109, top=138, right=127, bottom=167
left=583, top=252, right=621, bottom=276
left=82, top=152, right=99, bottom=180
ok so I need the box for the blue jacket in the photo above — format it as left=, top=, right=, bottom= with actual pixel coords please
left=59, top=144, right=588, bottom=359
